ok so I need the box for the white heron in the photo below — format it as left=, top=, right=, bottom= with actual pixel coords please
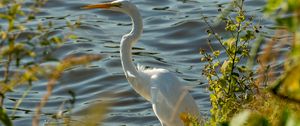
left=83, top=0, right=201, bottom=125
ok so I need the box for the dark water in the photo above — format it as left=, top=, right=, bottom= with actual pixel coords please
left=3, top=0, right=271, bottom=125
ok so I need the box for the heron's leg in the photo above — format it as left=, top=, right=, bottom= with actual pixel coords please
left=160, top=121, right=167, bottom=126
left=159, top=119, right=168, bottom=126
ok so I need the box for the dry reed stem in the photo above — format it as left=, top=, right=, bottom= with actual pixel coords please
left=256, top=29, right=290, bottom=87
left=32, top=54, right=101, bottom=126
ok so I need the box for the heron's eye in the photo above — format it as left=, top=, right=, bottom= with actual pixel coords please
left=111, top=3, right=122, bottom=7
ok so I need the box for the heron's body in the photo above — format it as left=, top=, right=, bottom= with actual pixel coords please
left=83, top=1, right=200, bottom=125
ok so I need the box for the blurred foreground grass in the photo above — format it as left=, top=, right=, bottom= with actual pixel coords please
left=0, top=0, right=105, bottom=126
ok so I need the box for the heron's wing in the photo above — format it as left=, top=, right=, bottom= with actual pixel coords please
left=151, top=80, right=174, bottom=125
left=150, top=72, right=198, bottom=125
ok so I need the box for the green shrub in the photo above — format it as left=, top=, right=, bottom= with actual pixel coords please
left=200, top=0, right=259, bottom=125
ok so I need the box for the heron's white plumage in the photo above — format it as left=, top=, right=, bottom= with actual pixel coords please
left=149, top=70, right=199, bottom=125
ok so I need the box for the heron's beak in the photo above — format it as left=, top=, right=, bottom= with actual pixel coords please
left=82, top=3, right=113, bottom=9
left=82, top=2, right=122, bottom=9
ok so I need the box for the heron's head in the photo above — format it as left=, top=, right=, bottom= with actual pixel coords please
left=82, top=0, right=136, bottom=14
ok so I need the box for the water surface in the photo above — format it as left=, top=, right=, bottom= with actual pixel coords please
left=3, top=0, right=272, bottom=125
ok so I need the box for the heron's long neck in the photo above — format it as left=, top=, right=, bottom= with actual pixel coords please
left=120, top=8, right=143, bottom=78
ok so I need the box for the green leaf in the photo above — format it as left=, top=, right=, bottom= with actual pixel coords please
left=271, top=63, right=300, bottom=101
left=264, top=0, right=284, bottom=14
left=68, top=34, right=78, bottom=40
left=223, top=38, right=236, bottom=50
left=287, top=0, right=300, bottom=12
left=0, top=107, right=12, bottom=126
left=236, top=15, right=245, bottom=23
left=276, top=15, right=298, bottom=32
left=279, top=109, right=300, bottom=126
left=221, top=60, right=230, bottom=74
left=51, top=37, right=62, bottom=44
left=232, top=72, right=240, bottom=78
left=213, top=50, right=220, bottom=57
left=0, top=13, right=12, bottom=20
left=213, top=61, right=220, bottom=68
